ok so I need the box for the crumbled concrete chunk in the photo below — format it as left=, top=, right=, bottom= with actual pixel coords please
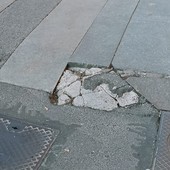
left=72, top=96, right=84, bottom=107
left=56, top=68, right=140, bottom=110
left=117, top=91, right=139, bottom=107
left=57, top=70, right=79, bottom=90
left=85, top=68, right=102, bottom=76
left=69, top=67, right=86, bottom=73
left=80, top=88, right=92, bottom=95
left=73, top=84, right=118, bottom=111
left=81, top=91, right=118, bottom=111
left=63, top=80, right=81, bottom=98
left=58, top=94, right=71, bottom=105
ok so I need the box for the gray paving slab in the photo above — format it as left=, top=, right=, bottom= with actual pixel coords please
left=70, top=0, right=139, bottom=67
left=0, top=82, right=159, bottom=170
left=0, top=0, right=15, bottom=12
left=131, top=0, right=170, bottom=21
left=0, top=0, right=107, bottom=92
left=127, top=77, right=170, bottom=111
left=0, top=0, right=62, bottom=68
left=113, top=0, right=170, bottom=75
left=153, top=111, right=170, bottom=170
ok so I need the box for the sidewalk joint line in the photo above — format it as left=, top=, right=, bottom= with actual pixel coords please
left=70, top=0, right=109, bottom=59
left=110, top=0, right=141, bottom=67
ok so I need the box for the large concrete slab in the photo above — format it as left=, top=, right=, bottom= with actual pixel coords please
left=70, top=0, right=139, bottom=67
left=0, top=82, right=159, bottom=170
left=0, top=0, right=15, bottom=12
left=0, top=0, right=107, bottom=92
left=127, top=77, right=170, bottom=111
left=0, top=0, right=62, bottom=68
left=113, top=0, right=170, bottom=75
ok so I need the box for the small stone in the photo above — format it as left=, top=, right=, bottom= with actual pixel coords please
left=112, top=86, right=117, bottom=90
left=44, top=106, right=48, bottom=111
left=117, top=91, right=139, bottom=107
left=63, top=80, right=81, bottom=98
left=85, top=68, right=102, bottom=76
left=64, top=148, right=70, bottom=153
left=58, top=94, right=71, bottom=105
left=57, top=70, right=79, bottom=90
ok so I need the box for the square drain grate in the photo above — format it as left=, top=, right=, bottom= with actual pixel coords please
left=154, top=112, right=170, bottom=170
left=0, top=116, right=56, bottom=170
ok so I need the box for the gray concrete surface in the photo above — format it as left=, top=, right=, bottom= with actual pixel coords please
left=0, top=0, right=107, bottom=92
left=0, top=82, right=159, bottom=170
left=70, top=0, right=139, bottom=67
left=0, top=0, right=15, bottom=12
left=0, top=0, right=62, bottom=68
left=152, top=111, right=170, bottom=170
left=127, top=77, right=170, bottom=111
left=112, top=0, right=170, bottom=75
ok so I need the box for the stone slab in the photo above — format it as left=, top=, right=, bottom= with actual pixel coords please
left=70, top=0, right=139, bottom=67
left=113, top=0, right=170, bottom=75
left=127, top=77, right=170, bottom=111
left=0, top=0, right=15, bottom=12
left=153, top=111, right=170, bottom=170
left=131, top=0, right=170, bottom=21
left=0, top=82, right=159, bottom=170
left=0, top=0, right=107, bottom=92
left=0, top=0, right=62, bottom=68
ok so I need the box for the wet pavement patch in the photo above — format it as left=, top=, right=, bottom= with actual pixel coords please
left=0, top=116, right=57, bottom=170
left=54, top=67, right=140, bottom=111
left=153, top=112, right=170, bottom=170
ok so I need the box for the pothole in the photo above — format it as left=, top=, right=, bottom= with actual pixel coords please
left=54, top=67, right=141, bottom=111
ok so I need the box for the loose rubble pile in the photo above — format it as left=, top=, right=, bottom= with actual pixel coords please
left=56, top=67, right=139, bottom=111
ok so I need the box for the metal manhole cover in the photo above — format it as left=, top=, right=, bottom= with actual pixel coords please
left=154, top=112, right=170, bottom=170
left=0, top=116, right=56, bottom=170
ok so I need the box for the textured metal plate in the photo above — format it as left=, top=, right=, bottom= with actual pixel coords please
left=154, top=112, right=170, bottom=170
left=0, top=116, right=55, bottom=170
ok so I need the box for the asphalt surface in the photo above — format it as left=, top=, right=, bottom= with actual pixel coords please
left=0, top=82, right=159, bottom=170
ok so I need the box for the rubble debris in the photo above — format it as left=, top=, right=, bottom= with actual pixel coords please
left=58, top=94, right=71, bottom=105
left=73, top=84, right=118, bottom=111
left=55, top=67, right=139, bottom=111
left=57, top=70, right=79, bottom=90
left=117, top=91, right=139, bottom=107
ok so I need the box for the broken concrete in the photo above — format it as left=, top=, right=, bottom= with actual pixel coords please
left=61, top=80, right=81, bottom=98
left=58, top=94, right=71, bottom=105
left=117, top=91, right=139, bottom=107
left=73, top=84, right=118, bottom=111
left=55, top=67, right=140, bottom=111
left=57, top=70, right=79, bottom=90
